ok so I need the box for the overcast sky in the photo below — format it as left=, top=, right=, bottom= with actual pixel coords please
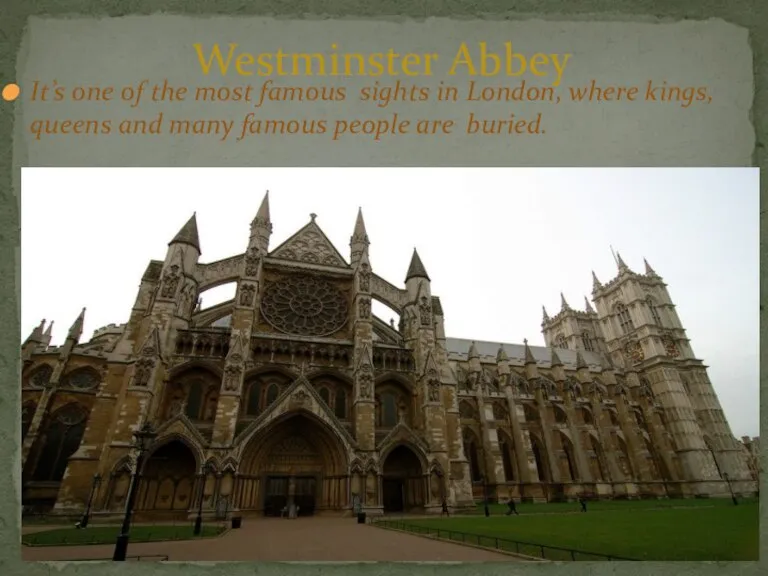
left=21, top=168, right=759, bottom=437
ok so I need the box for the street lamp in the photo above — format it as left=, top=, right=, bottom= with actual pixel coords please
left=723, top=472, right=738, bottom=506
left=194, top=462, right=213, bottom=536
left=112, top=422, right=157, bottom=562
left=79, top=473, right=102, bottom=528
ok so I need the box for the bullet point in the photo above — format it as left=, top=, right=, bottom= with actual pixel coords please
left=2, top=83, right=21, bottom=101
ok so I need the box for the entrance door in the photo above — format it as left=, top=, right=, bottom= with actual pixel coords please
left=264, top=476, right=289, bottom=517
left=382, top=478, right=404, bottom=512
left=293, top=476, right=317, bottom=516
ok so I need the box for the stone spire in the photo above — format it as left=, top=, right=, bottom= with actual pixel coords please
left=575, top=350, right=588, bottom=370
left=496, top=344, right=508, bottom=362
left=405, top=248, right=430, bottom=282
left=644, top=258, right=658, bottom=277
left=550, top=346, right=563, bottom=367
left=468, top=341, right=479, bottom=360
left=169, top=213, right=201, bottom=253
left=350, top=207, right=370, bottom=267
left=616, top=251, right=630, bottom=273
left=67, top=308, right=86, bottom=342
left=592, top=270, right=602, bottom=291
left=584, top=296, right=595, bottom=313
left=42, top=321, right=54, bottom=347
left=250, top=191, right=273, bottom=252
left=523, top=338, right=536, bottom=365
left=351, top=207, right=368, bottom=244
left=560, top=292, right=571, bottom=311
left=24, top=319, right=46, bottom=345
left=542, top=305, right=550, bottom=323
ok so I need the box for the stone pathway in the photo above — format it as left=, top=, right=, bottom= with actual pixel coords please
left=22, top=517, right=517, bottom=562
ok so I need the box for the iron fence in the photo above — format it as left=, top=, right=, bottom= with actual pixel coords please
left=65, top=555, right=169, bottom=562
left=371, top=518, right=637, bottom=561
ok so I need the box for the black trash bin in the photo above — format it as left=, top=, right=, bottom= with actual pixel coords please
left=357, top=512, right=366, bottom=524
left=231, top=516, right=242, bottom=529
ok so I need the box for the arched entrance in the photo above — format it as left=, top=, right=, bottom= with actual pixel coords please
left=238, top=412, right=349, bottom=516
left=381, top=445, right=425, bottom=513
left=135, top=440, right=199, bottom=512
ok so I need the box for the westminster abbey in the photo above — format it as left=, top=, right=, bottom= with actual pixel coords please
left=20, top=194, right=757, bottom=519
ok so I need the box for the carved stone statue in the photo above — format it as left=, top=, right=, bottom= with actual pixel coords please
left=239, top=284, right=256, bottom=307
left=244, top=247, right=261, bottom=277
left=358, top=297, right=371, bottom=319
left=358, top=263, right=371, bottom=292
left=419, top=296, right=432, bottom=326
left=160, top=265, right=180, bottom=298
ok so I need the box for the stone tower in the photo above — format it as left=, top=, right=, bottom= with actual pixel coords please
left=541, top=292, right=605, bottom=354
left=589, top=253, right=751, bottom=493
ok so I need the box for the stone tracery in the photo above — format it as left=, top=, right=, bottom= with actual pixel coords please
left=260, top=275, right=349, bottom=337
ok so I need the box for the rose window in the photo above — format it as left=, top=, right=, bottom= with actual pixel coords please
left=260, top=275, right=349, bottom=336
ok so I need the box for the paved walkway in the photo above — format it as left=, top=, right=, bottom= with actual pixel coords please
left=22, top=517, right=516, bottom=562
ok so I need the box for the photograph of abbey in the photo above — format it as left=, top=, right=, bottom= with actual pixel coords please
left=19, top=169, right=759, bottom=531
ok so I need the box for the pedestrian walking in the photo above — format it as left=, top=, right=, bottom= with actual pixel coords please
left=505, top=498, right=519, bottom=516
left=441, top=497, right=450, bottom=517
left=579, top=497, right=587, bottom=513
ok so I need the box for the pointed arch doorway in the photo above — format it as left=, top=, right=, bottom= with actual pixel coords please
left=239, top=412, right=349, bottom=516
left=381, top=445, right=425, bottom=513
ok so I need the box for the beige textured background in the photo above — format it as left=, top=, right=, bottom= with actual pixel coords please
left=14, top=17, right=753, bottom=167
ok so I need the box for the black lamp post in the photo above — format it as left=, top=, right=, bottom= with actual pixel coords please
left=194, top=462, right=212, bottom=536
left=723, top=472, right=738, bottom=506
left=79, top=473, right=102, bottom=528
left=112, top=422, right=157, bottom=562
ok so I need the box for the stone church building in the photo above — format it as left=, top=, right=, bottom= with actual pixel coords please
left=21, top=194, right=756, bottom=518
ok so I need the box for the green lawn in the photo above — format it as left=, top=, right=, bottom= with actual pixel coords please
left=387, top=499, right=759, bottom=561
left=22, top=525, right=226, bottom=547
left=467, top=496, right=757, bottom=516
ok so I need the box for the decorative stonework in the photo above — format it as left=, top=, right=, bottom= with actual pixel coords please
left=661, top=336, right=679, bottom=358
left=426, top=368, right=441, bottom=402
left=357, top=363, right=374, bottom=400
left=358, top=297, right=371, bottom=320
left=271, top=228, right=347, bottom=267
left=358, top=263, right=371, bottom=292
left=624, top=341, right=645, bottom=365
left=132, top=356, right=155, bottom=387
left=260, top=275, right=349, bottom=337
left=419, top=296, right=432, bottom=326
left=63, top=369, right=100, bottom=391
left=244, top=247, right=261, bottom=277
left=239, top=283, right=256, bottom=307
left=160, top=265, right=181, bottom=298
left=223, top=364, right=243, bottom=392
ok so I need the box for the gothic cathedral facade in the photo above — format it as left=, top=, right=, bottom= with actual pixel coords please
left=21, top=194, right=756, bottom=518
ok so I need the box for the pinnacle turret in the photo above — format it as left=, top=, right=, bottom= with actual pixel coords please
left=542, top=305, right=550, bottom=323
left=351, top=207, right=369, bottom=245
left=24, top=319, right=46, bottom=345
left=468, top=341, right=479, bottom=360
left=575, top=350, right=588, bottom=370
left=496, top=344, right=508, bottom=362
left=584, top=296, right=595, bottom=313
left=67, top=308, right=86, bottom=342
left=560, top=292, right=571, bottom=311
left=523, top=338, right=536, bottom=365
left=169, top=213, right=201, bottom=253
left=405, top=248, right=430, bottom=282
left=592, top=270, right=602, bottom=291
left=252, top=191, right=271, bottom=228
left=550, top=347, right=563, bottom=367
left=616, top=251, right=630, bottom=273
left=644, top=258, right=658, bottom=277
